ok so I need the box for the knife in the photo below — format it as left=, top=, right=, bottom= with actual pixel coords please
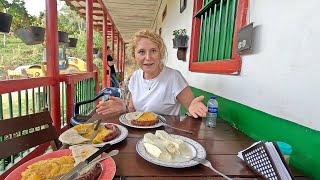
left=59, top=143, right=112, bottom=180
left=90, top=119, right=101, bottom=141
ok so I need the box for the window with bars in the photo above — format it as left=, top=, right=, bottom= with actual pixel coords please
left=189, top=0, right=248, bottom=74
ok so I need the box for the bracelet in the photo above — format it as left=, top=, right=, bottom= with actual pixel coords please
left=125, top=104, right=129, bottom=113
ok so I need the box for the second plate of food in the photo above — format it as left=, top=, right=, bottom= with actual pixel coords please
left=119, top=112, right=166, bottom=129
left=59, top=123, right=128, bottom=147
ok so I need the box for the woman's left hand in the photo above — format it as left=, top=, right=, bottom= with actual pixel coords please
left=96, top=96, right=126, bottom=115
left=188, top=95, right=208, bottom=118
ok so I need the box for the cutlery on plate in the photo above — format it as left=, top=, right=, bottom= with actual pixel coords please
left=87, top=149, right=119, bottom=165
left=59, top=142, right=112, bottom=180
left=193, top=157, right=232, bottom=180
left=158, top=117, right=194, bottom=134
left=88, top=119, right=101, bottom=141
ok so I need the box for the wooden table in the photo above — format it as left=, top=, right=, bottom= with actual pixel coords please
left=99, top=114, right=305, bottom=179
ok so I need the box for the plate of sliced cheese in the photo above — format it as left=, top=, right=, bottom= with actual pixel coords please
left=119, top=112, right=166, bottom=129
left=59, top=123, right=128, bottom=147
left=136, top=130, right=206, bottom=168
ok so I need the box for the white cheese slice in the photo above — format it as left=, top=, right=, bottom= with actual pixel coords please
left=144, top=143, right=162, bottom=158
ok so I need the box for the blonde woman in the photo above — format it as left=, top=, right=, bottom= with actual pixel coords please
left=96, top=29, right=207, bottom=118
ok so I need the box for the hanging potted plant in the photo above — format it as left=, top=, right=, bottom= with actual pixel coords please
left=0, top=1, right=12, bottom=33
left=0, top=12, right=12, bottom=33
left=68, top=37, right=78, bottom=48
left=15, top=26, right=45, bottom=45
left=58, top=30, right=69, bottom=44
left=172, top=29, right=188, bottom=49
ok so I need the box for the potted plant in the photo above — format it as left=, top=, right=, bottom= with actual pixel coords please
left=58, top=31, right=68, bottom=44
left=0, top=12, right=12, bottom=33
left=172, top=29, right=188, bottom=49
left=15, top=26, right=45, bottom=45
left=68, top=37, right=78, bottom=48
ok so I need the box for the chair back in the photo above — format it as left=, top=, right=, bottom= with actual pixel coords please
left=0, top=111, right=59, bottom=158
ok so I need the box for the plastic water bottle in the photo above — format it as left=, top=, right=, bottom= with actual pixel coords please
left=206, top=96, right=218, bottom=128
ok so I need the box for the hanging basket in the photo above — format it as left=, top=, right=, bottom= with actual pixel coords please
left=58, top=31, right=69, bottom=44
left=93, top=48, right=99, bottom=54
left=15, top=26, right=45, bottom=45
left=0, top=12, right=12, bottom=33
left=68, top=38, right=78, bottom=48
left=173, top=35, right=188, bottom=49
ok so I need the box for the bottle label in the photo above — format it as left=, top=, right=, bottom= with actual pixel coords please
left=208, top=107, right=218, bottom=113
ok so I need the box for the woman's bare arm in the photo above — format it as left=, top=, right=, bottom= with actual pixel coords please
left=176, top=87, right=207, bottom=118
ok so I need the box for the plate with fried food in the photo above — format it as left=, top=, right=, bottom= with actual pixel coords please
left=59, top=123, right=128, bottom=147
left=119, top=112, right=166, bottom=129
left=5, top=148, right=116, bottom=180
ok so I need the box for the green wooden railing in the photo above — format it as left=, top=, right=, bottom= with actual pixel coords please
left=196, top=0, right=237, bottom=61
left=0, top=86, right=49, bottom=172
left=75, top=78, right=96, bottom=115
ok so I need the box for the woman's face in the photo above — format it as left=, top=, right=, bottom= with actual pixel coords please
left=134, top=38, right=161, bottom=76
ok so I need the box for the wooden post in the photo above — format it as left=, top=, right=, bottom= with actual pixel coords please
left=102, top=14, right=108, bottom=88
left=86, top=0, right=93, bottom=72
left=45, top=0, right=61, bottom=133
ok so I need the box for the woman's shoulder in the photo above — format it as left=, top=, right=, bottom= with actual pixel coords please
left=130, top=69, right=143, bottom=80
left=163, top=66, right=182, bottom=76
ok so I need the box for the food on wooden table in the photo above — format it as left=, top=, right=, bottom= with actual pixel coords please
left=21, top=145, right=104, bottom=180
left=69, top=144, right=99, bottom=165
left=21, top=156, right=74, bottom=180
left=59, top=123, right=120, bottom=144
left=143, top=130, right=193, bottom=162
left=131, top=112, right=158, bottom=126
left=75, top=163, right=102, bottom=180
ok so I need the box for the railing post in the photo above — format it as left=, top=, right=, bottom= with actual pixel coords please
left=46, top=0, right=61, bottom=133
left=66, top=82, right=74, bottom=125
left=86, top=0, right=93, bottom=72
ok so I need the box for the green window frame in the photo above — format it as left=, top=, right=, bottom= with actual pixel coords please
left=189, top=0, right=248, bottom=74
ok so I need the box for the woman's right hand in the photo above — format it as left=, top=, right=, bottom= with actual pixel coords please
left=96, top=96, right=126, bottom=115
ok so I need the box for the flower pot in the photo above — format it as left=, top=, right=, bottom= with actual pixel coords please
left=15, top=26, right=45, bottom=45
left=173, top=35, right=188, bottom=49
left=58, top=31, right=68, bottom=44
left=68, top=38, right=78, bottom=48
left=0, top=12, right=12, bottom=33
left=93, top=48, right=99, bottom=54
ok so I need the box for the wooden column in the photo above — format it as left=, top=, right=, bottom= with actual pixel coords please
left=122, top=41, right=126, bottom=78
left=86, top=0, right=93, bottom=72
left=45, top=0, right=61, bottom=133
left=102, top=13, right=108, bottom=88
left=117, top=33, right=120, bottom=73
left=111, top=24, right=115, bottom=72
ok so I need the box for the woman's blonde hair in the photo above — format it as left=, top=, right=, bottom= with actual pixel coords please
left=130, top=29, right=167, bottom=64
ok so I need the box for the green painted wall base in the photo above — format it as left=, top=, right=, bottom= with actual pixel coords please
left=186, top=87, right=320, bottom=179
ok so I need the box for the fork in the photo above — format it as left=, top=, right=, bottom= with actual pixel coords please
left=193, top=157, right=232, bottom=180
left=158, top=117, right=194, bottom=134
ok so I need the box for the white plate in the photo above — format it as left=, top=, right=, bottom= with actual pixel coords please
left=93, top=123, right=128, bottom=147
left=59, top=123, right=128, bottom=147
left=136, top=134, right=206, bottom=168
left=119, top=112, right=166, bottom=129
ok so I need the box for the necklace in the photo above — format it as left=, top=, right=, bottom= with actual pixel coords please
left=145, top=79, right=156, bottom=90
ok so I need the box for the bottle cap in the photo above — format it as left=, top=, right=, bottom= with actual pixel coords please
left=210, top=96, right=216, bottom=99
left=276, top=141, right=292, bottom=155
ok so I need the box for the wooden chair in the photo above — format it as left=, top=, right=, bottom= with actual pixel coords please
left=0, top=110, right=61, bottom=177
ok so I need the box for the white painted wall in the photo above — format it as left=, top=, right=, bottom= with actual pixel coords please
left=154, top=0, right=320, bottom=131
